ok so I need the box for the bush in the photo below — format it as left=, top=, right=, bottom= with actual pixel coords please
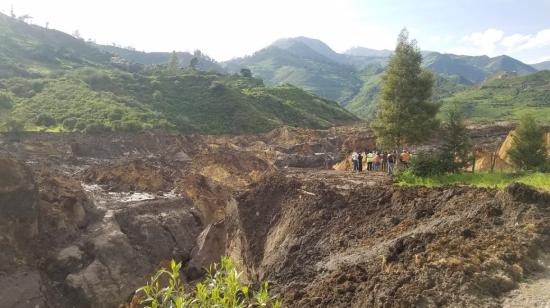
left=62, top=117, right=79, bottom=130
left=108, top=109, right=124, bottom=121
left=3, top=118, right=25, bottom=132
left=507, top=114, right=548, bottom=171
left=35, top=113, right=56, bottom=127
left=75, top=120, right=87, bottom=131
left=152, top=90, right=163, bottom=102
left=84, top=122, right=111, bottom=134
left=0, top=92, right=13, bottom=109
left=407, top=152, right=447, bottom=177
left=136, top=257, right=280, bottom=308
left=119, top=120, right=142, bottom=131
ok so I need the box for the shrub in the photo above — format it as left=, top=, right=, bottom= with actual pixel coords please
left=84, top=122, right=111, bottom=134
left=136, top=257, right=280, bottom=308
left=152, top=90, right=163, bottom=102
left=240, top=68, right=252, bottom=78
left=120, top=120, right=142, bottom=132
left=209, top=81, right=225, bottom=93
left=3, top=118, right=25, bottom=132
left=507, top=114, right=548, bottom=171
left=75, top=120, right=87, bottom=131
left=407, top=152, right=446, bottom=177
left=0, top=92, right=13, bottom=109
left=62, top=117, right=79, bottom=130
left=109, top=109, right=124, bottom=121
left=35, top=113, right=56, bottom=127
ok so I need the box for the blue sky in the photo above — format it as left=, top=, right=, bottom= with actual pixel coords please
left=1, top=0, right=549, bottom=63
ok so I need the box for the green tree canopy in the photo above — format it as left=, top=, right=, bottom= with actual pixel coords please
left=240, top=68, right=252, bottom=78
left=371, top=29, right=439, bottom=151
left=507, top=114, right=548, bottom=171
left=439, top=106, right=471, bottom=173
left=167, top=51, right=180, bottom=73
left=190, top=57, right=199, bottom=69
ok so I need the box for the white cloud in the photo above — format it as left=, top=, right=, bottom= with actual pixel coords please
left=500, top=29, right=550, bottom=51
left=516, top=29, right=550, bottom=50
left=534, top=55, right=550, bottom=63
left=462, top=28, right=504, bottom=55
left=501, top=34, right=529, bottom=49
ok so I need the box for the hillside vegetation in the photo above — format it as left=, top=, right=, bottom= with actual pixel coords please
left=223, top=37, right=546, bottom=122
left=442, top=71, right=550, bottom=122
left=0, top=13, right=356, bottom=134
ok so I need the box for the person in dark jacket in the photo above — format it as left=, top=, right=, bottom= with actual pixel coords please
left=357, top=152, right=363, bottom=172
left=387, top=152, right=396, bottom=175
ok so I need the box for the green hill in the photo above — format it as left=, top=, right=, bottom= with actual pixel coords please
left=93, top=44, right=226, bottom=73
left=0, top=13, right=356, bottom=134
left=423, top=52, right=537, bottom=83
left=223, top=42, right=364, bottom=103
left=345, top=65, right=470, bottom=119
left=223, top=38, right=540, bottom=120
left=442, top=71, right=550, bottom=122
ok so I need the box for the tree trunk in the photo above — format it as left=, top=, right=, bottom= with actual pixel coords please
left=471, top=150, right=476, bottom=174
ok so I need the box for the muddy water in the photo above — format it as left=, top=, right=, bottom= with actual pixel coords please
left=81, top=183, right=180, bottom=207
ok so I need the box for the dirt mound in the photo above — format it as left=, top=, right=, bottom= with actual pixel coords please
left=0, top=157, right=39, bottom=270
left=264, top=126, right=326, bottom=146
left=36, top=170, right=97, bottom=243
left=176, top=173, right=232, bottom=225
left=192, top=149, right=273, bottom=189
left=226, top=171, right=550, bottom=307
left=474, top=152, right=512, bottom=172
left=83, top=159, right=177, bottom=192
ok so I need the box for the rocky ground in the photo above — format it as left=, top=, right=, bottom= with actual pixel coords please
left=0, top=126, right=548, bottom=307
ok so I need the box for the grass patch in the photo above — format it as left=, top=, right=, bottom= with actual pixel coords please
left=396, top=171, right=550, bottom=191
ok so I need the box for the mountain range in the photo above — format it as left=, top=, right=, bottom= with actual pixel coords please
left=1, top=12, right=549, bottom=129
left=91, top=35, right=550, bottom=122
left=0, top=13, right=356, bottom=134
left=532, top=61, right=550, bottom=71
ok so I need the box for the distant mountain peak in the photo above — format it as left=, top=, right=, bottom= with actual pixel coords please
left=344, top=47, right=393, bottom=58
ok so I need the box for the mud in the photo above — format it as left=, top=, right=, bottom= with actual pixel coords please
left=0, top=126, right=548, bottom=308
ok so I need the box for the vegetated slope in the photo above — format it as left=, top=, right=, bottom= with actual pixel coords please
left=0, top=13, right=356, bottom=134
left=224, top=38, right=540, bottom=120
left=423, top=52, right=537, bottom=83
left=532, top=61, right=550, bottom=71
left=0, top=13, right=110, bottom=78
left=442, top=71, right=550, bottom=122
left=223, top=40, right=365, bottom=103
left=345, top=65, right=470, bottom=119
left=94, top=44, right=226, bottom=73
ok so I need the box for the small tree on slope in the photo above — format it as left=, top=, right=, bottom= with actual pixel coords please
left=439, top=106, right=471, bottom=173
left=168, top=51, right=180, bottom=73
left=507, top=114, right=548, bottom=171
left=371, top=29, right=439, bottom=151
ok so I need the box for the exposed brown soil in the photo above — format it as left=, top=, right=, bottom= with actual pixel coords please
left=0, top=126, right=549, bottom=308
left=230, top=171, right=549, bottom=307
left=82, top=159, right=178, bottom=192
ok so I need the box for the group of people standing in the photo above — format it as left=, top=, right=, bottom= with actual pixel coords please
left=351, top=149, right=410, bottom=175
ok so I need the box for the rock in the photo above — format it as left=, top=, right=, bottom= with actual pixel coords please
left=0, top=271, right=46, bottom=308
left=189, top=220, right=227, bottom=275
left=0, top=157, right=38, bottom=271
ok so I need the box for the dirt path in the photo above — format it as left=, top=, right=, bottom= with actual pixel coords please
left=503, top=255, right=550, bottom=308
